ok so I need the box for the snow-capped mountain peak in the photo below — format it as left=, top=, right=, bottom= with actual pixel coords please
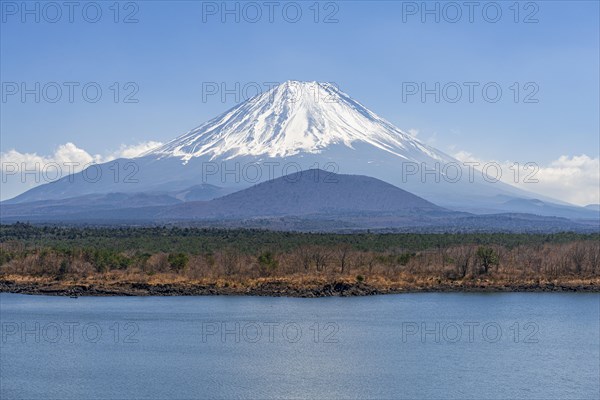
left=147, top=80, right=448, bottom=162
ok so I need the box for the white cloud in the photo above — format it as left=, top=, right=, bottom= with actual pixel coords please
left=532, top=155, right=599, bottom=206
left=0, top=141, right=162, bottom=200
left=453, top=151, right=600, bottom=206
left=406, top=128, right=439, bottom=144
left=1, top=143, right=101, bottom=170
left=1, top=141, right=597, bottom=207
left=1, top=141, right=163, bottom=172
left=109, top=141, right=163, bottom=159
left=425, top=132, right=437, bottom=145
left=452, top=150, right=480, bottom=164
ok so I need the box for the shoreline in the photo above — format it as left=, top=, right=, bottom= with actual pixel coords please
left=2, top=278, right=599, bottom=297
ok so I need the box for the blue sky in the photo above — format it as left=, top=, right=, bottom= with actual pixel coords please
left=1, top=1, right=599, bottom=203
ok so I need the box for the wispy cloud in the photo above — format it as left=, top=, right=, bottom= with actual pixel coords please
left=108, top=141, right=164, bottom=159
left=0, top=141, right=162, bottom=200
left=453, top=151, right=600, bottom=206
left=1, top=141, right=162, bottom=170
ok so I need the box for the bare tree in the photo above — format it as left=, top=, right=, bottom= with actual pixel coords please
left=587, top=242, right=600, bottom=274
left=218, top=250, right=239, bottom=276
left=570, top=243, right=586, bottom=274
left=312, top=247, right=329, bottom=272
left=337, top=245, right=351, bottom=274
left=296, top=246, right=313, bottom=272
left=448, top=246, right=474, bottom=278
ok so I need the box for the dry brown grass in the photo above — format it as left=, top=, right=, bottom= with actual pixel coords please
left=1, top=241, right=598, bottom=294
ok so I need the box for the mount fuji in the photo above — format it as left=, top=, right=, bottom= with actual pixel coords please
left=5, top=81, right=596, bottom=221
left=149, top=81, right=449, bottom=162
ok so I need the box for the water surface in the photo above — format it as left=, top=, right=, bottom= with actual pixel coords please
left=1, top=293, right=598, bottom=399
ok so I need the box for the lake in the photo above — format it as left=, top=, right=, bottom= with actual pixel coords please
left=1, top=293, right=598, bottom=399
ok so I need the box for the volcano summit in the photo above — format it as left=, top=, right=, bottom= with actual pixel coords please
left=6, top=81, right=596, bottom=221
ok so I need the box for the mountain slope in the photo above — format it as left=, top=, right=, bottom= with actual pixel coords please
left=6, top=81, right=593, bottom=220
left=148, top=81, right=451, bottom=163
left=161, top=168, right=443, bottom=219
left=2, top=169, right=595, bottom=232
left=0, top=169, right=443, bottom=221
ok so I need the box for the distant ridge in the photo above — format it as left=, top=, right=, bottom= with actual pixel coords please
left=161, top=168, right=443, bottom=219
left=1, top=169, right=595, bottom=233
left=5, top=81, right=595, bottom=220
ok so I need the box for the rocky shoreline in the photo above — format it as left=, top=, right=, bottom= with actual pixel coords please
left=1, top=279, right=598, bottom=298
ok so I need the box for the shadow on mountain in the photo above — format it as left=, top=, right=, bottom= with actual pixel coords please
left=1, top=169, right=597, bottom=233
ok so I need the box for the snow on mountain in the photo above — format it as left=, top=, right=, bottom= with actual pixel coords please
left=8, top=80, right=594, bottom=220
left=147, top=81, right=451, bottom=163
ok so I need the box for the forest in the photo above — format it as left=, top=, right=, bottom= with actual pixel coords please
left=1, top=223, right=598, bottom=295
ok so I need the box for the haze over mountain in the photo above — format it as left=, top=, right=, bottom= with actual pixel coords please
left=2, top=169, right=594, bottom=233
left=5, top=81, right=596, bottom=221
left=160, top=169, right=443, bottom=219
